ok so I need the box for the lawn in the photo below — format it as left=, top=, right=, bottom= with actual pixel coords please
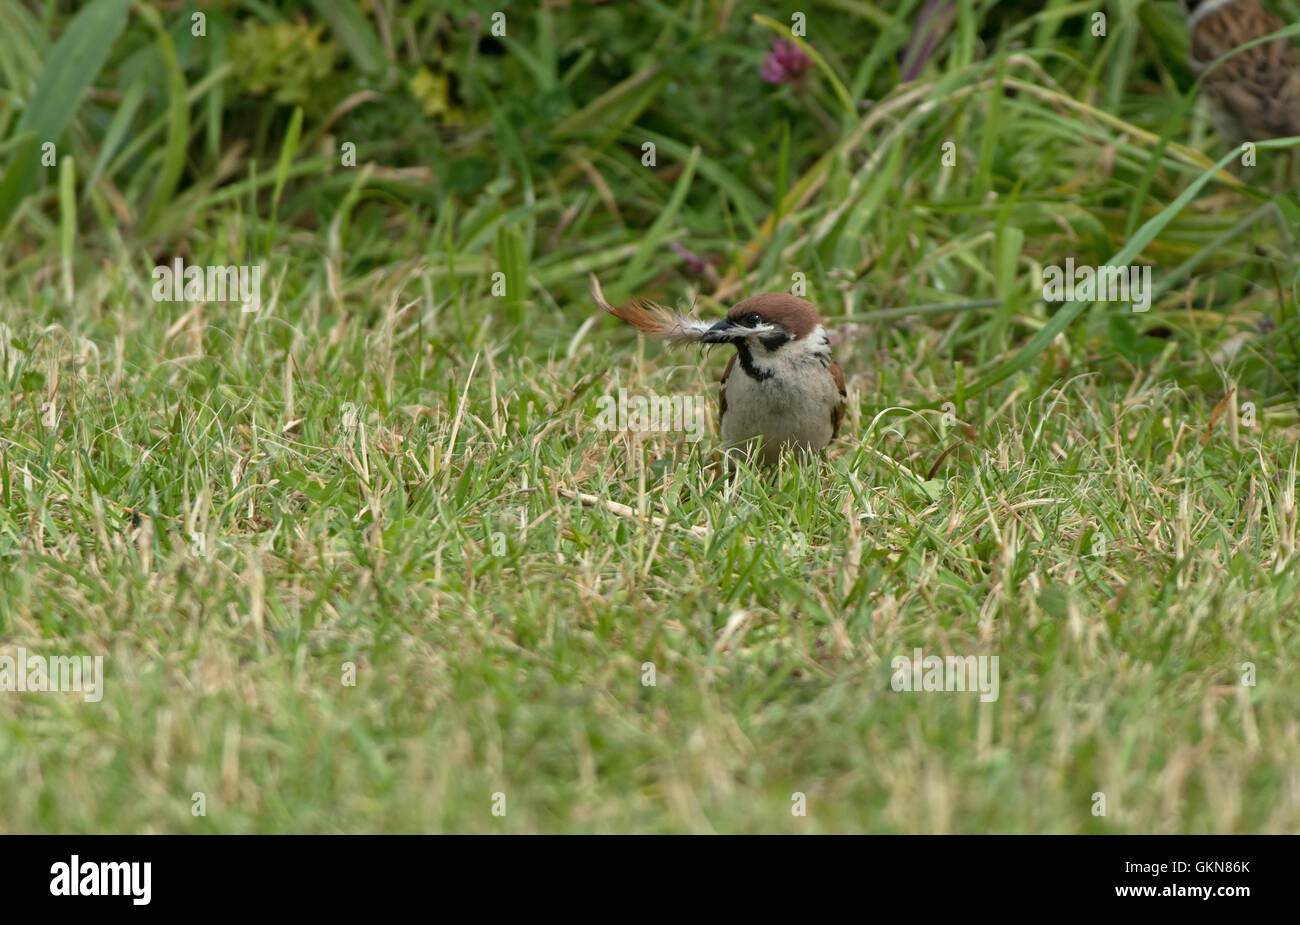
left=0, top=0, right=1298, bottom=833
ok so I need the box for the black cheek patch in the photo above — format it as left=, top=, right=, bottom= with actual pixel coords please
left=734, top=342, right=773, bottom=381
left=760, top=332, right=791, bottom=351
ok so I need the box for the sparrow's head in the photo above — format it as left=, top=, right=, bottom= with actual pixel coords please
left=701, top=293, right=822, bottom=352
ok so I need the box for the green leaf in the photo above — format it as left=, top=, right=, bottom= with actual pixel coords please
left=551, top=65, right=667, bottom=140
left=0, top=0, right=130, bottom=229
left=1108, top=313, right=1138, bottom=361
left=637, top=128, right=766, bottom=232
left=0, top=132, right=38, bottom=231
left=58, top=154, right=75, bottom=301
left=138, top=3, right=190, bottom=232
left=309, top=0, right=386, bottom=75
left=618, top=146, right=700, bottom=297
left=84, top=76, right=146, bottom=195
left=266, top=106, right=304, bottom=251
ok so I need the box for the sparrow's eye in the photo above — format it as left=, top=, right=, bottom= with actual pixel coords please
left=740, top=313, right=763, bottom=327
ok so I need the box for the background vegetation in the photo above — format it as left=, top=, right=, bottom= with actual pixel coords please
left=1, top=0, right=1298, bottom=832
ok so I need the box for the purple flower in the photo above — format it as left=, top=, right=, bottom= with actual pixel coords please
left=761, top=37, right=812, bottom=86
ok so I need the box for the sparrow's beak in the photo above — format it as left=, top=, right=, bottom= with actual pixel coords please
left=701, top=320, right=745, bottom=344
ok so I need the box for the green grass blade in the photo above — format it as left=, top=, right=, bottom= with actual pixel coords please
left=139, top=3, right=190, bottom=232
left=309, top=0, right=385, bottom=75
left=965, top=145, right=1244, bottom=396
left=0, top=0, right=130, bottom=230
left=618, top=145, right=700, bottom=297
left=266, top=106, right=304, bottom=252
left=58, top=153, right=75, bottom=302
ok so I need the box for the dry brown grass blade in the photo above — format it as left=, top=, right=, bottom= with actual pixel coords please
left=560, top=488, right=710, bottom=539
left=1200, top=387, right=1236, bottom=448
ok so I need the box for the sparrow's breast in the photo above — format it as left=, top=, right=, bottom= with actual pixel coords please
left=720, top=358, right=839, bottom=458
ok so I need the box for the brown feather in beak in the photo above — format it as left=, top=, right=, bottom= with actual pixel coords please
left=589, top=274, right=713, bottom=345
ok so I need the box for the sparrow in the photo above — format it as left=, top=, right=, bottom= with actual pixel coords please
left=1180, top=0, right=1300, bottom=150
left=590, top=276, right=846, bottom=466
left=707, top=295, right=846, bottom=466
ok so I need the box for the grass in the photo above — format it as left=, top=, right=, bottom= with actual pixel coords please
left=0, top=0, right=1299, bottom=833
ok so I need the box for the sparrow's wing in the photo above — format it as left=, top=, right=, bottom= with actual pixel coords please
left=719, top=353, right=736, bottom=424
left=829, top=357, right=847, bottom=440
